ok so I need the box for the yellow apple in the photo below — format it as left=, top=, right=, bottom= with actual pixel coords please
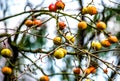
left=66, top=35, right=75, bottom=43
left=53, top=49, right=65, bottom=59
left=58, top=48, right=67, bottom=56
left=1, top=48, right=12, bottom=58
left=53, top=36, right=62, bottom=45
left=82, top=7, right=88, bottom=14
left=91, top=41, right=102, bottom=50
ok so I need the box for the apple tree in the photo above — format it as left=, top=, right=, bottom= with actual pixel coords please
left=0, top=0, right=120, bottom=81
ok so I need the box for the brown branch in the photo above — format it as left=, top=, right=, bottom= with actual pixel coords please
left=109, top=0, right=120, bottom=5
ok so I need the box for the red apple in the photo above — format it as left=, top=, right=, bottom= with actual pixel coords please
left=73, top=67, right=81, bottom=74
left=48, top=3, right=57, bottom=12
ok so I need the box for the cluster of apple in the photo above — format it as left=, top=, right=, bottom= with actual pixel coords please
left=73, top=66, right=96, bottom=75
left=52, top=34, right=75, bottom=59
left=48, top=0, right=65, bottom=12
left=82, top=5, right=97, bottom=15
left=73, top=66, right=108, bottom=81
left=52, top=20, right=75, bottom=59
left=54, top=3, right=118, bottom=81
left=25, top=0, right=65, bottom=28
left=25, top=18, right=42, bottom=27
left=53, top=34, right=75, bottom=45
left=24, top=0, right=119, bottom=81
left=0, top=48, right=13, bottom=75
left=84, top=66, right=96, bottom=74
left=91, top=21, right=118, bottom=50
left=80, top=5, right=118, bottom=50
left=77, top=15, right=118, bottom=50
left=53, top=47, right=67, bottom=59
left=78, top=19, right=106, bottom=30
left=92, top=36, right=118, bottom=50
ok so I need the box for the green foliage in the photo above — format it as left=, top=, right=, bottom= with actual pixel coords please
left=22, top=27, right=46, bottom=49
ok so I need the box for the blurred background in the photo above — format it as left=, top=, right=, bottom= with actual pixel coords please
left=0, top=0, right=120, bottom=81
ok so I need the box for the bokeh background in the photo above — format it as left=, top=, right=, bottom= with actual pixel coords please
left=0, top=0, right=120, bottom=81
